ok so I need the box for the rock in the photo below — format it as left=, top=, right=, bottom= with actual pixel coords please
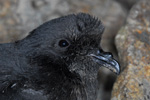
left=0, top=0, right=23, bottom=43
left=111, top=0, right=150, bottom=100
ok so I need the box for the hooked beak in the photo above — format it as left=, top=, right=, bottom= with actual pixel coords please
left=89, top=50, right=120, bottom=75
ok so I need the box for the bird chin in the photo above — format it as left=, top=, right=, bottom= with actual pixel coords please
left=68, top=57, right=100, bottom=77
left=68, top=61, right=99, bottom=100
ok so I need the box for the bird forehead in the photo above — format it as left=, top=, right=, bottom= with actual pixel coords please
left=49, top=13, right=103, bottom=35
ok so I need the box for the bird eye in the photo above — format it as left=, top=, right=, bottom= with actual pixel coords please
left=58, top=39, right=70, bottom=47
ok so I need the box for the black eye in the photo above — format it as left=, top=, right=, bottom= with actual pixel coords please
left=58, top=39, right=70, bottom=47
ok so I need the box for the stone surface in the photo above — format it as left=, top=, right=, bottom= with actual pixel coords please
left=0, top=0, right=23, bottom=43
left=111, top=0, right=150, bottom=100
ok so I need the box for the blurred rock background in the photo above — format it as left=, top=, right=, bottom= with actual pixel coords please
left=0, top=0, right=149, bottom=100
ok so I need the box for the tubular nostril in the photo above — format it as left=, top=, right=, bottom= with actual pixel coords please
left=97, top=49, right=113, bottom=58
left=97, top=49, right=104, bottom=54
left=103, top=52, right=113, bottom=58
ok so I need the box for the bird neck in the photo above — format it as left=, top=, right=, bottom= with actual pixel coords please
left=77, top=73, right=98, bottom=100
left=41, top=72, right=98, bottom=100
left=28, top=62, right=98, bottom=100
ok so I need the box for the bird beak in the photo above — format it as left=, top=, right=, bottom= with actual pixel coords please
left=89, top=50, right=120, bottom=75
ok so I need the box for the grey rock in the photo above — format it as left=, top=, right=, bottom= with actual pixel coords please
left=111, top=0, right=150, bottom=99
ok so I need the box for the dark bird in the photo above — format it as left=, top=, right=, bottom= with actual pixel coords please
left=0, top=13, right=120, bottom=100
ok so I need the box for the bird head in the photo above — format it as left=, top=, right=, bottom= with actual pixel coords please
left=17, top=13, right=120, bottom=99
left=19, top=13, right=120, bottom=82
